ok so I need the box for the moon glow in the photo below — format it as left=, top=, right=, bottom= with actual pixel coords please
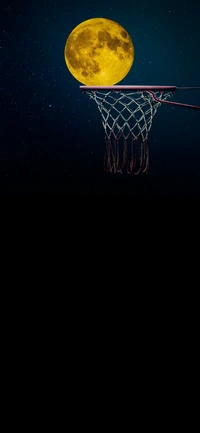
left=64, top=18, right=134, bottom=85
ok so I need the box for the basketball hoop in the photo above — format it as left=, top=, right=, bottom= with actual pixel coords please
left=80, top=85, right=200, bottom=174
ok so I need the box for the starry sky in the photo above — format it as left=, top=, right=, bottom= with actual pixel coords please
left=1, top=0, right=200, bottom=197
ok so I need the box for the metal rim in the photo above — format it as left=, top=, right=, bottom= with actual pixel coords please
left=80, top=85, right=177, bottom=91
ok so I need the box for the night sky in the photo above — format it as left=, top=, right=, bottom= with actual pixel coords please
left=1, top=0, right=200, bottom=197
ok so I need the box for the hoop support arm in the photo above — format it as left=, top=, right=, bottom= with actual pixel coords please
left=147, top=91, right=200, bottom=110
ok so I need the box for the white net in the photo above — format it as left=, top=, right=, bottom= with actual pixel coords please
left=84, top=90, right=173, bottom=174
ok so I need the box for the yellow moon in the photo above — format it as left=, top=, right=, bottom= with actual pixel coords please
left=64, top=18, right=134, bottom=85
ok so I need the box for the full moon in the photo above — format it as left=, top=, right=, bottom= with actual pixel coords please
left=64, top=18, right=134, bottom=85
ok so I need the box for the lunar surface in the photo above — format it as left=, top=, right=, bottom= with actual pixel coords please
left=64, top=18, right=134, bottom=85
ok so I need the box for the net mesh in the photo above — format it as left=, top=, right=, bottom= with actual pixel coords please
left=84, top=90, right=173, bottom=174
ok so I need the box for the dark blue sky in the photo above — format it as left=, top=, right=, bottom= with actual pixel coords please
left=1, top=0, right=200, bottom=196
